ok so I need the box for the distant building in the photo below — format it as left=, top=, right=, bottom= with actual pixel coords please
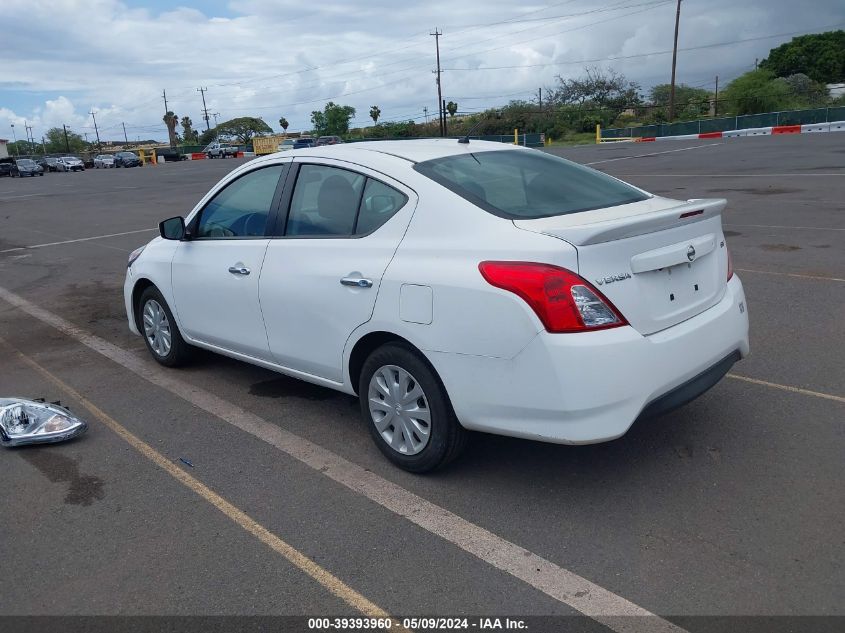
left=0, top=139, right=8, bottom=159
left=828, top=83, right=845, bottom=98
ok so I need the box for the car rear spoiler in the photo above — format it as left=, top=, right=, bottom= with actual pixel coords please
left=513, top=198, right=726, bottom=246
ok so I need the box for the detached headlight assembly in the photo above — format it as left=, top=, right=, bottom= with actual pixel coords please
left=127, top=245, right=146, bottom=268
left=0, top=398, right=88, bottom=447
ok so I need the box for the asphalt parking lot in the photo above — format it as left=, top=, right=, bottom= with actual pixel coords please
left=0, top=135, right=842, bottom=632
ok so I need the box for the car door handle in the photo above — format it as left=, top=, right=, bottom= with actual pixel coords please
left=340, top=277, right=373, bottom=288
left=228, top=266, right=251, bottom=276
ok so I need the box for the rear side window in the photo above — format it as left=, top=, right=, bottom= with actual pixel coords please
left=285, top=164, right=406, bottom=237
left=414, top=149, right=648, bottom=219
left=356, top=178, right=408, bottom=235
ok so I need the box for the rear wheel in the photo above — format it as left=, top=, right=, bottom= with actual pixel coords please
left=359, top=343, right=467, bottom=473
left=138, top=287, right=191, bottom=367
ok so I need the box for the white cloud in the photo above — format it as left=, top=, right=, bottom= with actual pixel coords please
left=0, top=0, right=842, bottom=141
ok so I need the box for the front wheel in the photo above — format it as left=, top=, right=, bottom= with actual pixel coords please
left=359, top=343, right=467, bottom=473
left=138, top=287, right=192, bottom=367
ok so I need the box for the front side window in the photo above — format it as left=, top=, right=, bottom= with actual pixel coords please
left=195, top=165, right=285, bottom=239
left=414, top=149, right=648, bottom=219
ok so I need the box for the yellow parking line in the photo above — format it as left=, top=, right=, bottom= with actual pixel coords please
left=728, top=373, right=845, bottom=404
left=6, top=341, right=400, bottom=624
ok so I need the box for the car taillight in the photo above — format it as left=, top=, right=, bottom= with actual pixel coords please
left=727, top=247, right=734, bottom=281
left=478, top=261, right=628, bottom=333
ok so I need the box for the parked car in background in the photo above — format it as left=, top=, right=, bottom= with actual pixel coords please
left=315, top=136, right=343, bottom=146
left=292, top=138, right=316, bottom=149
left=11, top=159, right=44, bottom=177
left=124, top=140, right=749, bottom=472
left=277, top=139, right=295, bottom=152
left=205, top=142, right=238, bottom=159
left=114, top=151, right=141, bottom=168
left=94, top=154, right=115, bottom=168
left=37, top=157, right=60, bottom=172
left=56, top=156, right=85, bottom=172
left=0, top=160, right=13, bottom=177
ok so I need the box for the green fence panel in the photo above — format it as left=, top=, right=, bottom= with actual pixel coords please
left=828, top=106, right=845, bottom=121
left=602, top=105, right=845, bottom=139
left=699, top=117, right=736, bottom=133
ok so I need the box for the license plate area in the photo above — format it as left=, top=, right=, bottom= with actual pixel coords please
left=639, top=256, right=717, bottom=322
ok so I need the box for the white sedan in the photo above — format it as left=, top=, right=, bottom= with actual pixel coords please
left=124, top=140, right=749, bottom=472
left=94, top=154, right=115, bottom=168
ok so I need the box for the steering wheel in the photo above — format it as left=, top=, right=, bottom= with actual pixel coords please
left=243, top=213, right=266, bottom=236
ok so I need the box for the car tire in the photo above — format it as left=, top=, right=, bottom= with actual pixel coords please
left=138, top=286, right=192, bottom=367
left=359, top=342, right=467, bottom=473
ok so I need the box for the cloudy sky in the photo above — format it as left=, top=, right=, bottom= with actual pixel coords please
left=1, top=0, right=843, bottom=143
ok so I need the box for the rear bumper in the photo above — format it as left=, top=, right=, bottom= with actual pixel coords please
left=428, top=276, right=749, bottom=444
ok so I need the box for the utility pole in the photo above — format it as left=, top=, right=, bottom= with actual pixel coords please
left=10, top=124, right=17, bottom=155
left=754, top=58, right=758, bottom=70
left=162, top=89, right=169, bottom=113
left=714, top=75, right=719, bottom=117
left=122, top=122, right=129, bottom=143
left=667, top=0, right=682, bottom=122
left=197, top=87, right=211, bottom=132
left=41, top=136, right=46, bottom=154
left=431, top=29, right=444, bottom=137
left=90, top=110, right=101, bottom=150
left=442, top=99, right=448, bottom=136
left=538, top=88, right=542, bottom=110
left=423, top=106, right=429, bottom=124
left=62, top=124, right=70, bottom=152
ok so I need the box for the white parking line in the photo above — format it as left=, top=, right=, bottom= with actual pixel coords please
left=0, top=285, right=684, bottom=633
left=613, top=173, right=845, bottom=177
left=735, top=268, right=845, bottom=283
left=585, top=143, right=723, bottom=165
left=0, top=228, right=157, bottom=254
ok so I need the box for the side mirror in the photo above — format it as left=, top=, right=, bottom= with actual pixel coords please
left=160, top=216, right=186, bottom=240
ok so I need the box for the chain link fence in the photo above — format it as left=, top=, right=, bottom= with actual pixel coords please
left=601, top=107, right=845, bottom=139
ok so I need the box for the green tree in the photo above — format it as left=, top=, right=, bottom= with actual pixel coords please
left=216, top=116, right=272, bottom=144
left=8, top=140, right=40, bottom=155
left=180, top=116, right=198, bottom=144
left=279, top=117, right=289, bottom=134
left=311, top=102, right=356, bottom=136
left=648, top=84, right=711, bottom=120
left=199, top=127, right=218, bottom=146
left=163, top=111, right=179, bottom=148
left=43, top=126, right=86, bottom=153
left=760, top=30, right=845, bottom=84
left=446, top=101, right=458, bottom=117
left=369, top=105, right=381, bottom=124
left=547, top=67, right=642, bottom=129
left=721, top=69, right=792, bottom=115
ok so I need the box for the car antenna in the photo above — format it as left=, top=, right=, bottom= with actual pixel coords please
left=457, top=109, right=502, bottom=144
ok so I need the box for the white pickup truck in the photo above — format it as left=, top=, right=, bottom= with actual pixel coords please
left=204, top=142, right=238, bottom=159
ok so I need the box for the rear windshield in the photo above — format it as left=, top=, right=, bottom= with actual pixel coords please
left=414, top=149, right=649, bottom=219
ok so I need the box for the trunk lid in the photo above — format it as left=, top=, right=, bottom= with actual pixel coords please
left=514, top=197, right=730, bottom=335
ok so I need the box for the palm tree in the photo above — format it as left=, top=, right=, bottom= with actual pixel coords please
left=369, top=106, right=381, bottom=124
left=163, top=111, right=179, bottom=148
left=180, top=116, right=197, bottom=144
left=279, top=117, right=289, bottom=136
left=446, top=101, right=458, bottom=117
